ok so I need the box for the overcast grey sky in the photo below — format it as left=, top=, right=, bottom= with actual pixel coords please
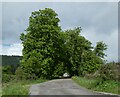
left=1, top=2, right=118, bottom=62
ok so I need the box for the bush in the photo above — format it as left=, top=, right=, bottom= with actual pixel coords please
left=2, top=65, right=14, bottom=74
left=15, top=67, right=27, bottom=80
left=84, top=73, right=95, bottom=79
left=15, top=67, right=38, bottom=80
left=2, top=74, right=16, bottom=83
left=93, top=62, right=120, bottom=81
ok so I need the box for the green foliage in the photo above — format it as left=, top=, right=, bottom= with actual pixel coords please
left=94, top=62, right=120, bottom=81
left=78, top=51, right=102, bottom=76
left=53, top=62, right=66, bottom=78
left=95, top=80, right=119, bottom=94
left=20, top=8, right=61, bottom=79
left=94, top=41, right=107, bottom=59
left=2, top=83, right=28, bottom=95
left=2, top=78, right=47, bottom=95
left=63, top=28, right=92, bottom=76
left=2, top=65, right=16, bottom=83
left=15, top=67, right=27, bottom=80
left=20, top=8, right=107, bottom=79
left=72, top=76, right=100, bottom=89
left=2, top=65, right=14, bottom=74
left=72, top=76, right=120, bottom=94
left=2, top=74, right=16, bottom=83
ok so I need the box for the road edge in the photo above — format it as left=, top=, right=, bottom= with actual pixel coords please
left=94, top=91, right=120, bottom=97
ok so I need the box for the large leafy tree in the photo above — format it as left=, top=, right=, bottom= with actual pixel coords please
left=79, top=41, right=107, bottom=75
left=63, top=28, right=93, bottom=76
left=20, top=8, right=107, bottom=79
left=62, top=28, right=104, bottom=76
left=20, top=8, right=61, bottom=79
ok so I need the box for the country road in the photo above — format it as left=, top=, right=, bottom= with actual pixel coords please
left=29, top=79, right=103, bottom=95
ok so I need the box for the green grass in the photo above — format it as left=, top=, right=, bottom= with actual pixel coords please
left=72, top=76, right=100, bottom=89
left=2, top=79, right=47, bottom=95
left=72, top=76, right=120, bottom=95
left=95, top=80, right=120, bottom=94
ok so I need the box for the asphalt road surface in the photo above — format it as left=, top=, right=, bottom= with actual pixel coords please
left=29, top=79, right=104, bottom=95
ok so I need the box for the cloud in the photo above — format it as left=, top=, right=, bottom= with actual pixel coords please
left=81, top=28, right=118, bottom=62
left=2, top=2, right=118, bottom=62
left=59, top=2, right=118, bottom=34
left=1, top=43, right=23, bottom=56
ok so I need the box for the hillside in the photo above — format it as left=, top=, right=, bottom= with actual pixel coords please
left=0, top=55, right=22, bottom=66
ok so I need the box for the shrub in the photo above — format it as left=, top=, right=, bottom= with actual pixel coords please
left=15, top=67, right=26, bottom=80
left=2, top=65, right=14, bottom=74
left=93, top=62, right=119, bottom=81
left=2, top=74, right=16, bottom=83
left=15, top=67, right=38, bottom=80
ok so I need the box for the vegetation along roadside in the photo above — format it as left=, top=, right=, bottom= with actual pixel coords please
left=72, top=62, right=120, bottom=95
left=2, top=8, right=119, bottom=95
left=2, top=79, right=47, bottom=95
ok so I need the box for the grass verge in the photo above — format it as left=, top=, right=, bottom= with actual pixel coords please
left=2, top=78, right=47, bottom=95
left=72, top=76, right=120, bottom=95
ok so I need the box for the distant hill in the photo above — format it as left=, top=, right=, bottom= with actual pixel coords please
left=0, top=55, right=22, bottom=67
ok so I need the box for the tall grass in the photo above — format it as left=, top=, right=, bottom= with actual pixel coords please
left=95, top=80, right=119, bottom=94
left=2, top=79, right=47, bottom=95
left=72, top=76, right=120, bottom=95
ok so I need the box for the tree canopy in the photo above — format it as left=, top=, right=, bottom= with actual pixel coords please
left=20, top=8, right=107, bottom=79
